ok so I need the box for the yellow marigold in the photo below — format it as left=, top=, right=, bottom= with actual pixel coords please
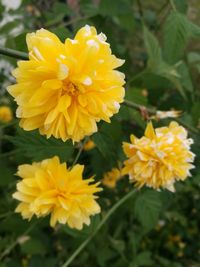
left=102, top=168, right=121, bottom=189
left=8, top=25, right=125, bottom=142
left=83, top=139, right=96, bottom=151
left=13, top=156, right=102, bottom=230
left=0, top=106, right=13, bottom=123
left=122, top=121, right=195, bottom=192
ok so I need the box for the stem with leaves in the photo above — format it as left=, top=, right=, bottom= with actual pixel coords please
left=61, top=189, right=137, bottom=267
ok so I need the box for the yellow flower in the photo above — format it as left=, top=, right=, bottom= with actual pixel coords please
left=0, top=106, right=13, bottom=123
left=122, top=121, right=195, bottom=191
left=83, top=139, right=96, bottom=151
left=102, top=168, right=121, bottom=189
left=8, top=26, right=125, bottom=142
left=13, top=156, right=102, bottom=230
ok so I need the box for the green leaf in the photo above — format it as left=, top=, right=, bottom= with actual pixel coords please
left=191, top=102, right=200, bottom=126
left=189, top=20, right=200, bottom=38
left=174, top=0, right=188, bottom=14
left=0, top=159, right=14, bottom=186
left=80, top=0, right=99, bottom=16
left=163, top=11, right=190, bottom=64
left=62, top=214, right=101, bottom=238
left=143, top=26, right=162, bottom=68
left=143, top=26, right=186, bottom=98
left=92, top=126, right=118, bottom=164
left=177, top=62, right=194, bottom=92
left=98, top=0, right=131, bottom=16
left=7, top=128, right=74, bottom=162
left=109, top=237, right=125, bottom=254
left=134, top=190, right=162, bottom=231
left=21, top=238, right=47, bottom=255
left=135, top=251, right=153, bottom=266
left=156, top=10, right=200, bottom=66
left=126, top=88, right=148, bottom=106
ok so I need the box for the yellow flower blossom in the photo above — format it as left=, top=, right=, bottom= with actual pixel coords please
left=122, top=121, right=195, bottom=192
left=0, top=106, right=13, bottom=123
left=83, top=139, right=96, bottom=151
left=8, top=26, right=125, bottom=142
left=102, top=168, right=121, bottom=189
left=13, top=156, right=102, bottom=230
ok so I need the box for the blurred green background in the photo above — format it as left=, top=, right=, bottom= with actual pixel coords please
left=0, top=0, right=200, bottom=267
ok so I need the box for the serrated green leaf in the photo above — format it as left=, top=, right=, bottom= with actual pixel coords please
left=7, top=128, right=74, bottom=162
left=134, top=190, right=162, bottom=231
left=92, top=129, right=117, bottom=164
left=143, top=26, right=162, bottom=68
left=143, top=25, right=186, bottom=99
left=163, top=12, right=190, bottom=62
left=163, top=11, right=190, bottom=64
left=177, top=62, right=194, bottom=92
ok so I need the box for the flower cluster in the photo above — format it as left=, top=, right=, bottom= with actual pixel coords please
left=13, top=156, right=102, bottom=230
left=8, top=25, right=125, bottom=142
left=122, top=121, right=195, bottom=191
left=7, top=27, right=196, bottom=231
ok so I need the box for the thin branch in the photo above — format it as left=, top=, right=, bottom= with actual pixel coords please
left=123, top=99, right=156, bottom=115
left=157, top=0, right=169, bottom=14
left=0, top=149, right=21, bottom=159
left=0, top=47, right=28, bottom=60
left=61, top=189, right=137, bottom=267
left=136, top=0, right=143, bottom=19
left=0, top=211, right=13, bottom=220
left=71, top=137, right=89, bottom=168
left=0, top=220, right=38, bottom=260
left=0, top=120, right=17, bottom=130
left=169, top=0, right=176, bottom=11
left=123, top=100, right=199, bottom=134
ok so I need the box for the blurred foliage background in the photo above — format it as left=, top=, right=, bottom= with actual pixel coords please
left=0, top=0, right=200, bottom=266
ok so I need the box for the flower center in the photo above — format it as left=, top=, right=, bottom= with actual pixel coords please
left=62, top=80, right=85, bottom=96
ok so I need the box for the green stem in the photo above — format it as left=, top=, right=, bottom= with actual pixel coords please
left=169, top=0, right=176, bottom=11
left=0, top=120, right=17, bottom=130
left=0, top=47, right=28, bottom=60
left=123, top=99, right=156, bottom=114
left=175, top=118, right=199, bottom=134
left=129, top=70, right=147, bottom=83
left=0, top=220, right=38, bottom=261
left=0, top=149, right=21, bottom=159
left=0, top=211, right=13, bottom=219
left=123, top=100, right=199, bottom=134
left=71, top=138, right=88, bottom=167
left=61, top=189, right=137, bottom=267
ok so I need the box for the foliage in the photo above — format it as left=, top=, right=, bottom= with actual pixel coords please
left=0, top=0, right=200, bottom=267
